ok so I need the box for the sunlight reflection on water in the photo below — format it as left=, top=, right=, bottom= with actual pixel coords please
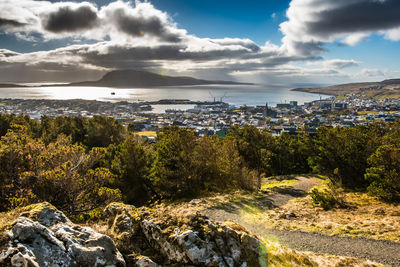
left=0, top=84, right=331, bottom=107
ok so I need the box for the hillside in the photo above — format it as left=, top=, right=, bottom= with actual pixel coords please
left=292, top=79, right=400, bottom=98
left=69, top=69, right=252, bottom=88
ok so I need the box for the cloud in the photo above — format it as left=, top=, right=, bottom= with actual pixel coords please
left=104, top=1, right=185, bottom=42
left=0, top=0, right=186, bottom=42
left=356, top=68, right=385, bottom=78
left=306, top=0, right=400, bottom=36
left=42, top=4, right=99, bottom=33
left=280, top=0, right=400, bottom=55
left=323, top=59, right=360, bottom=69
left=0, top=18, right=26, bottom=29
left=0, top=0, right=399, bottom=85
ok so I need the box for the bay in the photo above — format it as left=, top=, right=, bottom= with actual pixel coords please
left=0, top=84, right=330, bottom=107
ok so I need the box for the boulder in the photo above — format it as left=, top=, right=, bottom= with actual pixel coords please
left=105, top=202, right=268, bottom=267
left=0, top=202, right=125, bottom=267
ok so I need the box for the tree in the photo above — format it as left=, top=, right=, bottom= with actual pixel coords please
left=192, top=135, right=220, bottom=190
left=365, top=145, right=400, bottom=202
left=0, top=124, right=44, bottom=210
left=111, top=134, right=153, bottom=204
left=22, top=138, right=121, bottom=215
left=271, top=133, right=312, bottom=175
left=216, top=136, right=245, bottom=188
left=151, top=127, right=197, bottom=198
left=309, top=126, right=381, bottom=189
left=228, top=125, right=274, bottom=175
left=84, top=116, right=126, bottom=148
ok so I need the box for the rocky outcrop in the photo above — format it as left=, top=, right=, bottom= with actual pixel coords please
left=0, top=202, right=269, bottom=266
left=0, top=202, right=125, bottom=267
left=105, top=203, right=268, bottom=267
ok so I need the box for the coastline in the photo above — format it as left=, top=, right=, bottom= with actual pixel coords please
left=291, top=87, right=337, bottom=96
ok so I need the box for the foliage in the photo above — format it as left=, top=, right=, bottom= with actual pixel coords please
left=111, top=134, right=153, bottom=205
left=2, top=114, right=400, bottom=215
left=0, top=127, right=121, bottom=215
left=310, top=181, right=346, bottom=210
left=151, top=126, right=198, bottom=198
left=84, top=116, right=126, bottom=148
left=365, top=144, right=400, bottom=202
left=228, top=125, right=274, bottom=174
left=308, top=125, right=383, bottom=189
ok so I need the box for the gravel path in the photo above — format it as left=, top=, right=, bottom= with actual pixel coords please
left=270, top=229, right=400, bottom=266
left=201, top=176, right=400, bottom=266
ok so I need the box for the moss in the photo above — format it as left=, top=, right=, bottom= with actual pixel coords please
left=19, top=202, right=56, bottom=221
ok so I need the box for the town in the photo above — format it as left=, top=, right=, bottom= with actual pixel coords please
left=1, top=94, right=400, bottom=139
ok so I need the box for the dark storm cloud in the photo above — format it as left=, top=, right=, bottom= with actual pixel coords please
left=79, top=44, right=260, bottom=68
left=111, top=8, right=182, bottom=42
left=281, top=0, right=400, bottom=54
left=0, top=18, right=26, bottom=28
left=287, top=40, right=325, bottom=57
left=43, top=5, right=98, bottom=33
left=308, top=0, right=400, bottom=37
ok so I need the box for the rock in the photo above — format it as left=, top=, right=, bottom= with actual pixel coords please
left=0, top=202, right=125, bottom=267
left=134, top=256, right=160, bottom=267
left=189, top=199, right=202, bottom=205
left=105, top=202, right=268, bottom=267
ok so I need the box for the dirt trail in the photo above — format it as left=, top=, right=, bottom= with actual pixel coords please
left=200, top=176, right=400, bottom=266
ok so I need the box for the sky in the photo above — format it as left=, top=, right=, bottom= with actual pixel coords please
left=0, top=0, right=400, bottom=86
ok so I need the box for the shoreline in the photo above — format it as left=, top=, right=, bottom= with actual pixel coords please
left=291, top=87, right=337, bottom=96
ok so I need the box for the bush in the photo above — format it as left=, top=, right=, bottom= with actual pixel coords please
left=310, top=181, right=346, bottom=210
left=309, top=126, right=382, bottom=189
left=365, top=145, right=400, bottom=202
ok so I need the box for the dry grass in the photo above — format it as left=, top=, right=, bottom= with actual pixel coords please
left=264, top=239, right=385, bottom=267
left=263, top=189, right=400, bottom=242
left=135, top=131, right=157, bottom=137
left=0, top=208, right=23, bottom=251
left=158, top=177, right=400, bottom=243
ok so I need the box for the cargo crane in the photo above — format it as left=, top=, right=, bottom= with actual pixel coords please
left=219, top=92, right=228, bottom=102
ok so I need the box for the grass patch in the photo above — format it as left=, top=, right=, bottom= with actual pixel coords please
left=263, top=236, right=384, bottom=266
left=263, top=187, right=400, bottom=242
left=135, top=131, right=157, bottom=137
left=261, top=179, right=298, bottom=191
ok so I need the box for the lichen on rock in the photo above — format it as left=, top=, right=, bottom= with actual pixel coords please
left=0, top=202, right=269, bottom=267
left=105, top=202, right=268, bottom=267
left=0, top=202, right=125, bottom=267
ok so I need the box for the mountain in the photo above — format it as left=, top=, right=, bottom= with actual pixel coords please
left=292, top=78, right=400, bottom=98
left=0, top=83, right=26, bottom=88
left=69, top=69, right=252, bottom=88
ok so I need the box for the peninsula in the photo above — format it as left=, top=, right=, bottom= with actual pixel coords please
left=293, top=78, right=400, bottom=98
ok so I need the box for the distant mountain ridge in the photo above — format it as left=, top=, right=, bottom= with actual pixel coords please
left=292, top=78, right=400, bottom=98
left=69, top=69, right=252, bottom=88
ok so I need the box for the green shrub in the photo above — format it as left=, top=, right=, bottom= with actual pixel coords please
left=310, top=181, right=346, bottom=210
left=365, top=145, right=400, bottom=202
